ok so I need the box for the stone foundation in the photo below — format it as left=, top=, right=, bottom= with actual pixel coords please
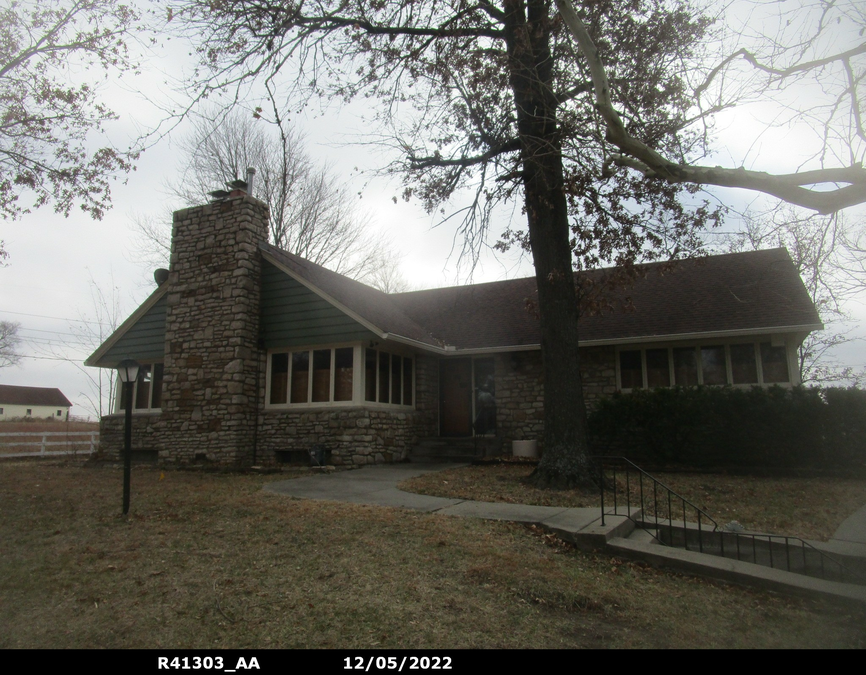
left=257, top=406, right=435, bottom=465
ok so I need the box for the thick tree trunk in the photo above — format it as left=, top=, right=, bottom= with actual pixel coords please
left=505, top=0, right=596, bottom=488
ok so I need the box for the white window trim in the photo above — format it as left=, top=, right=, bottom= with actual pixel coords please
left=363, top=347, right=416, bottom=409
left=113, top=361, right=164, bottom=414
left=265, top=343, right=416, bottom=410
left=616, top=338, right=794, bottom=392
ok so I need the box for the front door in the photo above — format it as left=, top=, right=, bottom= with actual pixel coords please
left=439, top=358, right=472, bottom=436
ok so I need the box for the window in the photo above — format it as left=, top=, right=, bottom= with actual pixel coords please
left=474, top=358, right=496, bottom=435
left=618, top=341, right=792, bottom=390
left=56, top=410, right=62, bottom=417
left=673, top=348, right=698, bottom=386
left=619, top=350, right=643, bottom=389
left=365, top=348, right=413, bottom=406
left=645, top=349, right=670, bottom=387
left=730, top=344, right=758, bottom=384
left=334, top=348, right=354, bottom=401
left=267, top=345, right=413, bottom=408
left=268, top=346, right=401, bottom=406
left=701, top=346, right=726, bottom=385
left=760, top=342, right=790, bottom=383
left=26, top=408, right=32, bottom=416
left=118, top=362, right=164, bottom=411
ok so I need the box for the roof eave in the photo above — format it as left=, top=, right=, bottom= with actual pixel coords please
left=391, top=323, right=824, bottom=355
left=84, top=284, right=170, bottom=368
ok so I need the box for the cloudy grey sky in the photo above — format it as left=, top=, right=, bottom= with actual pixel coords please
left=1, top=0, right=864, bottom=419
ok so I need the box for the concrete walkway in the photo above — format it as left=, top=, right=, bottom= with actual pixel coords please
left=824, top=504, right=866, bottom=559
left=264, top=463, right=866, bottom=607
left=264, top=463, right=623, bottom=545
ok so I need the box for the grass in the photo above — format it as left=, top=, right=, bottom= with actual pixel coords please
left=398, top=463, right=866, bottom=542
left=1, top=460, right=864, bottom=649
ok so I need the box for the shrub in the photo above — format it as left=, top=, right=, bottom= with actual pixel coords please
left=587, top=385, right=865, bottom=471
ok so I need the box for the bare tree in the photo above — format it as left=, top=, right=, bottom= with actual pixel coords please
left=366, top=261, right=412, bottom=294
left=150, top=110, right=405, bottom=287
left=36, top=272, right=124, bottom=418
left=723, top=208, right=866, bottom=385
left=0, top=321, right=22, bottom=368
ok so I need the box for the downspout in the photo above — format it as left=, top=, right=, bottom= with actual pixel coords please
left=252, top=348, right=261, bottom=466
left=252, top=275, right=262, bottom=467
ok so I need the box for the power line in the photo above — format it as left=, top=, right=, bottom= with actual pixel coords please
left=9, top=354, right=88, bottom=363
left=21, top=335, right=94, bottom=348
left=0, top=309, right=111, bottom=326
left=20, top=326, right=109, bottom=337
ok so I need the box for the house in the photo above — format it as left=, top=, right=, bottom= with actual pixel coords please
left=0, top=385, right=73, bottom=421
left=85, top=193, right=822, bottom=466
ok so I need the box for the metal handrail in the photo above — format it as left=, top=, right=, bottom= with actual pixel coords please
left=594, top=455, right=719, bottom=544
left=593, top=456, right=866, bottom=585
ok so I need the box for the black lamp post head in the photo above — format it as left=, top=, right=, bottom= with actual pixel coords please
left=117, top=359, right=140, bottom=384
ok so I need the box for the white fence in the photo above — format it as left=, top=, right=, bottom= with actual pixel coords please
left=0, top=431, right=99, bottom=457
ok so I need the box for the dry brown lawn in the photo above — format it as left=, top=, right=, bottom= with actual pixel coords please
left=1, top=460, right=864, bottom=649
left=399, top=463, right=866, bottom=542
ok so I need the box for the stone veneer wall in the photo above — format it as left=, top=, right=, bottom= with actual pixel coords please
left=156, top=196, right=269, bottom=465
left=97, top=338, right=440, bottom=467
left=487, top=346, right=616, bottom=452
left=255, top=353, right=438, bottom=465
left=99, top=413, right=163, bottom=460
left=98, top=196, right=270, bottom=466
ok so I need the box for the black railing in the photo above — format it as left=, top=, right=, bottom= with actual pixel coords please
left=594, top=456, right=718, bottom=551
left=594, top=456, right=866, bottom=585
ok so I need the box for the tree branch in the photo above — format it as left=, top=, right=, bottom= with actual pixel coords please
left=288, top=9, right=503, bottom=41
left=407, top=138, right=521, bottom=169
left=556, top=0, right=866, bottom=214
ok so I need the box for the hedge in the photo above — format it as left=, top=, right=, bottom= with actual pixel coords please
left=587, top=386, right=866, bottom=471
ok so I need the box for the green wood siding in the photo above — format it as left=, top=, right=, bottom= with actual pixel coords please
left=261, top=261, right=376, bottom=348
left=100, top=295, right=167, bottom=365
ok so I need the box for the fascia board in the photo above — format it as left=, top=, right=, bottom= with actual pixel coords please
left=83, top=285, right=169, bottom=368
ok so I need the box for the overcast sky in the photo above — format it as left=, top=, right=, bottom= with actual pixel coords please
left=1, top=1, right=864, bottom=419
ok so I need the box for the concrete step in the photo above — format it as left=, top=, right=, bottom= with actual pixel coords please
left=626, top=527, right=659, bottom=546
left=410, top=437, right=503, bottom=463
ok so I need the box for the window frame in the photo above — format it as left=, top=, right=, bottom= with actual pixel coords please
left=114, top=361, right=164, bottom=413
left=616, top=339, right=794, bottom=392
left=265, top=343, right=415, bottom=410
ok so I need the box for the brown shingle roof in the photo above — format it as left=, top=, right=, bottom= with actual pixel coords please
left=265, top=245, right=820, bottom=352
left=390, top=248, right=821, bottom=349
left=0, top=385, right=72, bottom=407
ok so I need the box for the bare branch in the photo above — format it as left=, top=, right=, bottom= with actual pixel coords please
left=407, top=138, right=521, bottom=170
left=0, top=321, right=23, bottom=368
left=556, top=0, right=866, bottom=214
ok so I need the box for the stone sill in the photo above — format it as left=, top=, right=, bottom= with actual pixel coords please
left=263, top=404, right=415, bottom=414
left=104, top=410, right=163, bottom=419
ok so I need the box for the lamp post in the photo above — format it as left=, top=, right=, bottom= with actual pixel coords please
left=117, top=359, right=140, bottom=515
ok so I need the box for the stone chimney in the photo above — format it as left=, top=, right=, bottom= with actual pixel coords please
left=159, top=194, right=269, bottom=465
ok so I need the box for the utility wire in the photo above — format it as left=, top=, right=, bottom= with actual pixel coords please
left=0, top=309, right=111, bottom=326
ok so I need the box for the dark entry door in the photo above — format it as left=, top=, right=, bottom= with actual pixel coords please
left=440, top=359, right=472, bottom=436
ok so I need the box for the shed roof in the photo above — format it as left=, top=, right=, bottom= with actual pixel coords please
left=0, top=385, right=73, bottom=407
